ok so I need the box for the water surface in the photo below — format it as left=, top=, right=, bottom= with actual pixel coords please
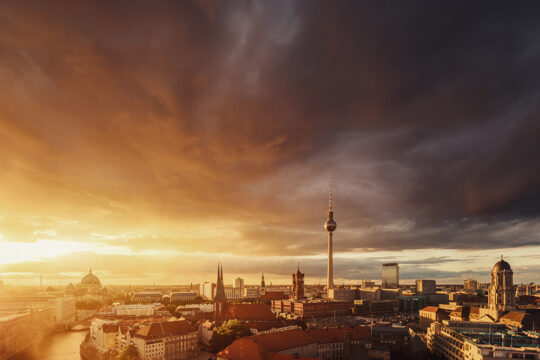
left=13, top=330, right=88, bottom=360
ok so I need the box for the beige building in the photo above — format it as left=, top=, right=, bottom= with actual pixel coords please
left=89, top=318, right=119, bottom=353
left=464, top=279, right=478, bottom=291
left=53, top=296, right=76, bottom=327
left=243, top=287, right=259, bottom=299
left=488, top=258, right=515, bottom=315
left=112, top=319, right=199, bottom=360
left=419, top=306, right=449, bottom=330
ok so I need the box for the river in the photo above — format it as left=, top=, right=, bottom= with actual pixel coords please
left=13, top=330, right=88, bottom=360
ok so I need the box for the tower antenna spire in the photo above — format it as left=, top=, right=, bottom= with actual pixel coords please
left=329, top=169, right=333, bottom=212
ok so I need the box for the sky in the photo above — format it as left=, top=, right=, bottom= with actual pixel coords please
left=1, top=1, right=540, bottom=287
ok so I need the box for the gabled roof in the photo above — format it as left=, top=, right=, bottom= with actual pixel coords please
left=249, top=329, right=315, bottom=352
left=217, top=332, right=319, bottom=360
left=217, top=337, right=267, bottom=360
left=135, top=320, right=195, bottom=339
left=420, top=306, right=439, bottom=313
left=501, top=311, right=526, bottom=323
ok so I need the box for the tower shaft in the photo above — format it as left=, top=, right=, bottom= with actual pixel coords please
left=328, top=232, right=334, bottom=290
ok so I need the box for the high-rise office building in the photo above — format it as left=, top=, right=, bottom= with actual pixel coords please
left=324, top=170, right=337, bottom=293
left=416, top=279, right=436, bottom=294
left=361, top=280, right=375, bottom=288
left=235, top=277, right=244, bottom=289
left=382, top=263, right=399, bottom=289
left=464, top=279, right=478, bottom=290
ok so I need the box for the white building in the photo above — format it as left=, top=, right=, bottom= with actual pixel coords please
left=225, top=287, right=242, bottom=300
left=176, top=303, right=214, bottom=313
left=201, top=282, right=215, bottom=300
left=119, top=319, right=199, bottom=360
left=89, top=318, right=119, bottom=353
left=243, top=287, right=259, bottom=299
left=53, top=296, right=76, bottom=327
left=328, top=288, right=355, bottom=302
left=113, top=304, right=159, bottom=316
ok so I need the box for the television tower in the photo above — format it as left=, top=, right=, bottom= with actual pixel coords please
left=324, top=170, right=337, bottom=292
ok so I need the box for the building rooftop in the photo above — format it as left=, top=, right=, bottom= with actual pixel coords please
left=444, top=321, right=540, bottom=349
left=135, top=319, right=195, bottom=339
left=420, top=306, right=439, bottom=313
left=220, top=303, right=275, bottom=322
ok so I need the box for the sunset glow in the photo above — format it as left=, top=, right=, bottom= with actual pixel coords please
left=1, top=1, right=540, bottom=290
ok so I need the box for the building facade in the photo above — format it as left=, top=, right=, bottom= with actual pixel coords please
left=416, top=280, right=436, bottom=295
left=234, top=277, right=244, bottom=289
left=130, top=320, right=199, bottom=360
left=170, top=292, right=198, bottom=302
left=464, top=279, right=478, bottom=291
left=292, top=267, right=304, bottom=301
left=427, top=321, right=540, bottom=360
left=131, top=293, right=163, bottom=304
left=201, top=282, right=216, bottom=300
left=382, top=263, right=399, bottom=289
left=272, top=300, right=350, bottom=319
left=488, top=258, right=515, bottom=313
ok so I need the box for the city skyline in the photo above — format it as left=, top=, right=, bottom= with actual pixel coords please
left=2, top=1, right=540, bottom=286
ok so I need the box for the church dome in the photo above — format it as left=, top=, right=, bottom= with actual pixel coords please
left=493, top=259, right=512, bottom=272
left=81, top=269, right=101, bottom=287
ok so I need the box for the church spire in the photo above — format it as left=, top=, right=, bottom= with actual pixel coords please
left=214, top=262, right=226, bottom=300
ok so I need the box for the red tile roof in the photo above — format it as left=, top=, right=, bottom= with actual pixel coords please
left=221, top=303, right=275, bottom=321
left=218, top=337, right=267, bottom=360
left=135, top=320, right=195, bottom=339
left=217, top=334, right=319, bottom=360
left=251, top=329, right=315, bottom=352
left=102, top=324, right=120, bottom=333
left=219, top=327, right=371, bottom=360
left=420, top=306, right=439, bottom=313
left=262, top=292, right=288, bottom=300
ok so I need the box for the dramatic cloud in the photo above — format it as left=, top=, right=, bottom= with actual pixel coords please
left=1, top=1, right=539, bottom=284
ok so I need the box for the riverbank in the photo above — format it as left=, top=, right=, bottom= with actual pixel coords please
left=12, top=329, right=88, bottom=360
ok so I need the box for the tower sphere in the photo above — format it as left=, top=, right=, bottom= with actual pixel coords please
left=324, top=212, right=337, bottom=232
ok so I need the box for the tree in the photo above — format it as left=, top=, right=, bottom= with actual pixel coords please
left=116, top=345, right=140, bottom=360
left=210, top=319, right=252, bottom=353
left=166, top=303, right=178, bottom=316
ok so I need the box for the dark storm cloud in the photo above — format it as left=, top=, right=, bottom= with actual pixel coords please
left=1, top=0, right=540, bottom=267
